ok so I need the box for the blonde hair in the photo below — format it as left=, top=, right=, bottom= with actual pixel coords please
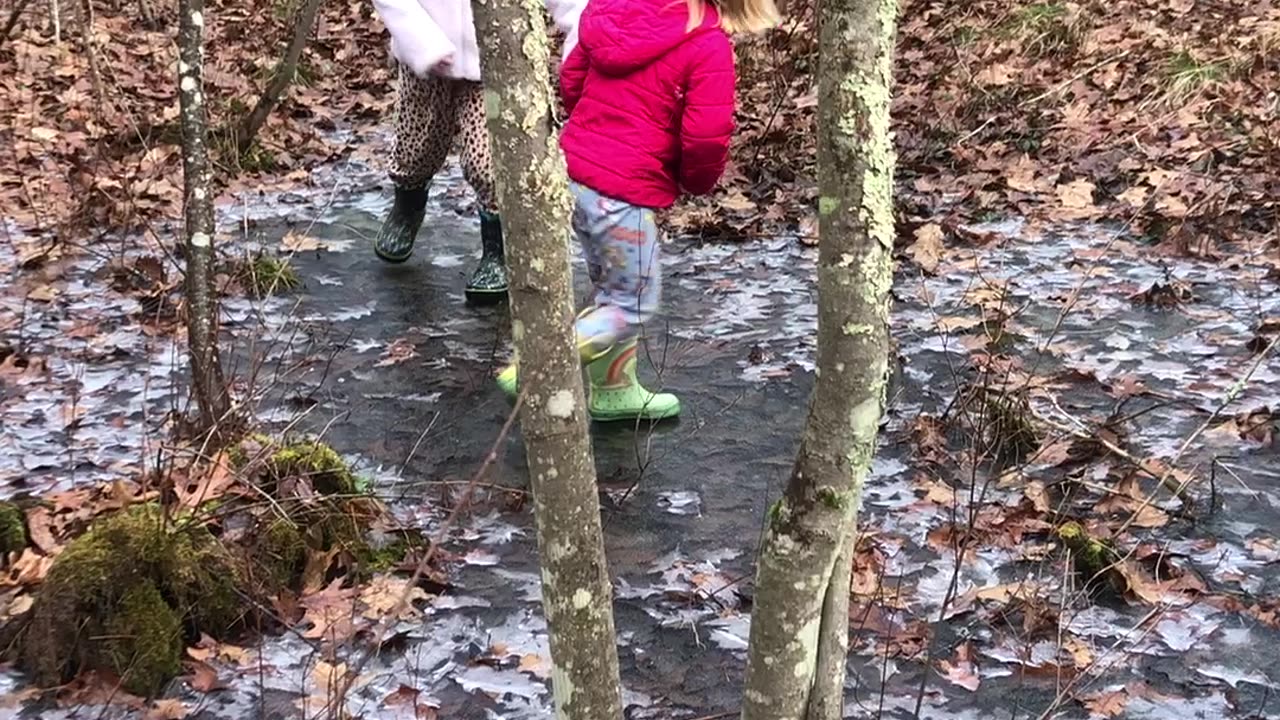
left=685, top=0, right=781, bottom=34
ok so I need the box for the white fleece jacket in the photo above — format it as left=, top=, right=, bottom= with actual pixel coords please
left=373, top=0, right=586, bottom=81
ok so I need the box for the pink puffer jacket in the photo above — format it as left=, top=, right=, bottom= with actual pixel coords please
left=558, top=0, right=736, bottom=208
left=373, top=0, right=587, bottom=81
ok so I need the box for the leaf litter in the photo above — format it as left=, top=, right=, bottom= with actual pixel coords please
left=4, top=2, right=1280, bottom=716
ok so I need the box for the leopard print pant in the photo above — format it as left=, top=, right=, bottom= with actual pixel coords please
left=390, top=65, right=498, bottom=212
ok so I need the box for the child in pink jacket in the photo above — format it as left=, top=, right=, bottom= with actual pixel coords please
left=372, top=0, right=586, bottom=303
left=498, top=0, right=779, bottom=420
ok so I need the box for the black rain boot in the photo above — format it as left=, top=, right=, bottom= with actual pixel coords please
left=373, top=185, right=429, bottom=263
left=465, top=210, right=509, bottom=304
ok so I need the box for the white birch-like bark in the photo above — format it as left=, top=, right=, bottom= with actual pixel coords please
left=178, top=0, right=232, bottom=434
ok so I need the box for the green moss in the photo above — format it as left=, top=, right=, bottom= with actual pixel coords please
left=256, top=518, right=306, bottom=589
left=0, top=502, right=27, bottom=555
left=361, top=531, right=427, bottom=573
left=237, top=254, right=300, bottom=297
left=768, top=498, right=792, bottom=532
left=227, top=433, right=275, bottom=469
left=22, top=505, right=244, bottom=693
left=816, top=487, right=849, bottom=511
left=103, top=583, right=183, bottom=696
left=1056, top=521, right=1116, bottom=579
left=266, top=441, right=356, bottom=496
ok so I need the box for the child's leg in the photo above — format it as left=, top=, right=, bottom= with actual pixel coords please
left=572, top=188, right=678, bottom=421
left=454, top=82, right=498, bottom=214
left=570, top=182, right=607, bottom=300
left=571, top=184, right=661, bottom=357
left=390, top=68, right=459, bottom=188
left=376, top=67, right=461, bottom=263
left=454, top=81, right=508, bottom=301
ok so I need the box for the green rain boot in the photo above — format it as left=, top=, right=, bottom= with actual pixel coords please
left=373, top=185, right=429, bottom=263
left=586, top=341, right=680, bottom=422
left=465, top=211, right=509, bottom=304
left=496, top=310, right=616, bottom=398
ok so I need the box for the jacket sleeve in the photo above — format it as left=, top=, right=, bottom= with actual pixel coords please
left=678, top=34, right=736, bottom=196
left=373, top=0, right=456, bottom=77
left=560, top=44, right=590, bottom=116
left=545, top=0, right=587, bottom=60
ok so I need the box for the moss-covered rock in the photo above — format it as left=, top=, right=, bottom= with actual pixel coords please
left=265, top=440, right=357, bottom=496
left=102, top=583, right=184, bottom=696
left=0, top=502, right=27, bottom=556
left=1056, top=521, right=1116, bottom=580
left=255, top=518, right=307, bottom=589
left=361, top=530, right=428, bottom=574
left=22, top=505, right=243, bottom=694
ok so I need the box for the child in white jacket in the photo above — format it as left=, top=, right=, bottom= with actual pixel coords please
left=372, top=0, right=586, bottom=303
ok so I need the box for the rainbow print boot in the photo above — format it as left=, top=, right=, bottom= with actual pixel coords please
left=585, top=340, right=680, bottom=422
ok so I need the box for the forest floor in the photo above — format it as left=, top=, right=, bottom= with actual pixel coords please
left=2, top=0, right=1280, bottom=718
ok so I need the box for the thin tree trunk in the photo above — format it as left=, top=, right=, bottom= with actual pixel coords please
left=1, top=0, right=34, bottom=47
left=235, top=0, right=325, bottom=155
left=77, top=0, right=106, bottom=108
left=50, top=0, right=61, bottom=43
left=806, top=533, right=856, bottom=720
left=178, top=0, right=232, bottom=435
left=741, top=0, right=899, bottom=716
left=471, top=1, right=624, bottom=719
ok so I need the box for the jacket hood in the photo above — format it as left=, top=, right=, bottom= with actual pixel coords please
left=578, top=0, right=720, bottom=75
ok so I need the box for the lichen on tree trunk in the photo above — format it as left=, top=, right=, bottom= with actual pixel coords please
left=177, top=0, right=231, bottom=435
left=741, top=0, right=899, bottom=717
left=470, top=0, right=624, bottom=718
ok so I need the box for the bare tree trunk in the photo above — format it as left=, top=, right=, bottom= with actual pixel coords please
left=50, top=0, right=61, bottom=43
left=741, top=0, right=899, bottom=716
left=235, top=0, right=325, bottom=155
left=471, top=1, right=624, bottom=719
left=806, top=534, right=856, bottom=720
left=1, top=0, right=35, bottom=47
left=178, top=0, right=232, bottom=435
left=77, top=0, right=106, bottom=108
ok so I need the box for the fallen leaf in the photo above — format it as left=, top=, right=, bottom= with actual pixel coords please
left=1056, top=180, right=1096, bottom=209
left=938, top=643, right=980, bottom=691
left=144, top=699, right=189, bottom=720
left=280, top=231, right=324, bottom=253
left=975, top=62, right=1015, bottom=85
left=299, top=578, right=359, bottom=642
left=720, top=191, right=756, bottom=213
left=1082, top=689, right=1128, bottom=718
left=359, top=574, right=429, bottom=621
left=6, top=550, right=54, bottom=586
left=375, top=338, right=420, bottom=368
left=27, top=285, right=60, bottom=303
left=4, top=594, right=34, bottom=618
left=384, top=685, right=421, bottom=706
left=517, top=653, right=552, bottom=679
left=906, top=223, right=945, bottom=274
left=1116, top=186, right=1149, bottom=207
left=185, top=660, right=225, bottom=693
left=24, top=507, right=59, bottom=554
left=175, top=452, right=238, bottom=508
